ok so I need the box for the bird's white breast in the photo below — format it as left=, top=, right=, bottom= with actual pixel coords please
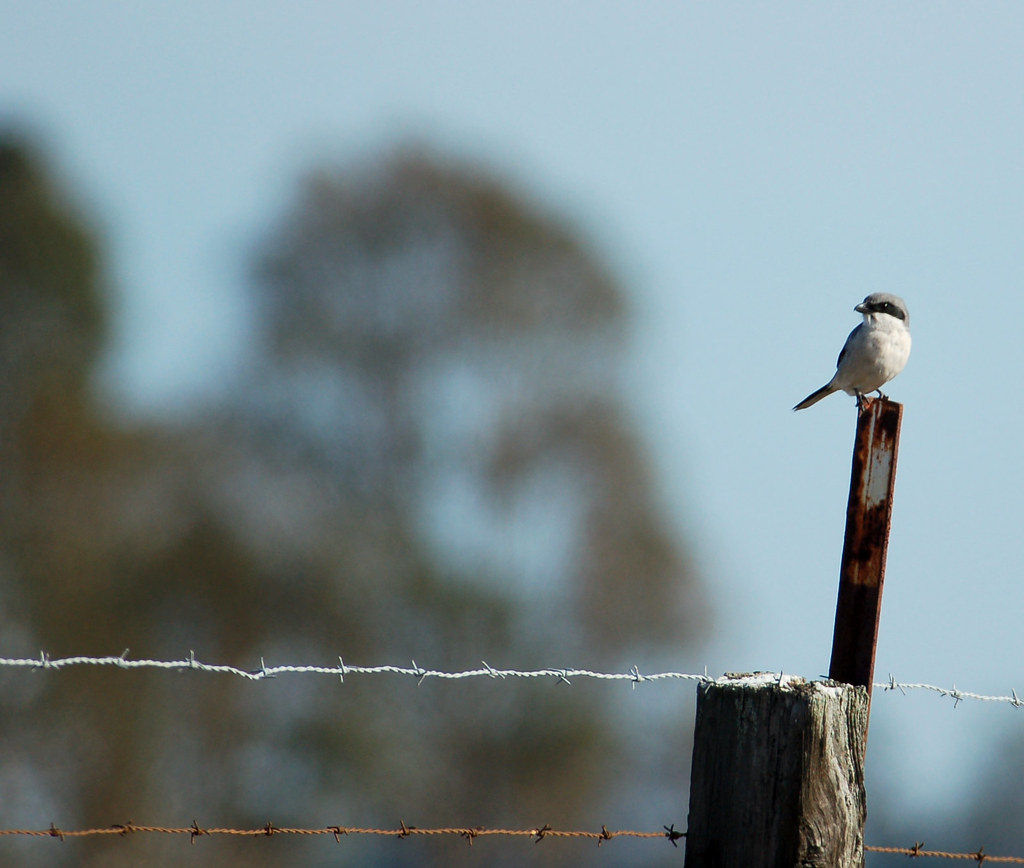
left=835, top=315, right=911, bottom=395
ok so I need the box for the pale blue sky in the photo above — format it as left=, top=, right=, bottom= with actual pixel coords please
left=4, top=0, right=1024, bottom=844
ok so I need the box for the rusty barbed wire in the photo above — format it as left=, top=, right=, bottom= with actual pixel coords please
left=0, top=824, right=1019, bottom=861
left=0, top=821, right=685, bottom=847
left=866, top=842, right=1024, bottom=863
left=0, top=651, right=1021, bottom=709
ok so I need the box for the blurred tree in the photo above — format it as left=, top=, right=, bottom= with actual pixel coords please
left=0, top=138, right=706, bottom=867
left=0, top=135, right=131, bottom=656
left=245, top=149, right=705, bottom=660
left=0, top=137, right=105, bottom=550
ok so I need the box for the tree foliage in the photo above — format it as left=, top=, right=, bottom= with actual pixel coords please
left=247, top=150, right=704, bottom=658
left=0, top=139, right=705, bottom=866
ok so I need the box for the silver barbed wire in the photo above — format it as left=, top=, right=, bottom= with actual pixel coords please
left=0, top=652, right=706, bottom=686
left=0, top=652, right=1020, bottom=708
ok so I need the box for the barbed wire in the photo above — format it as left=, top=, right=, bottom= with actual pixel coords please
left=0, top=651, right=1021, bottom=709
left=0, top=651, right=707, bottom=686
left=866, top=842, right=1024, bottom=863
left=0, top=821, right=684, bottom=847
left=875, top=674, right=1024, bottom=708
left=0, top=823, right=1020, bottom=862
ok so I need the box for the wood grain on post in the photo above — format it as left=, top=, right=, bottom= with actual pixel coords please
left=684, top=674, right=869, bottom=867
left=829, top=398, right=903, bottom=696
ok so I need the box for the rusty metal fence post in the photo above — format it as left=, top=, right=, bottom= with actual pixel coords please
left=828, top=398, right=903, bottom=698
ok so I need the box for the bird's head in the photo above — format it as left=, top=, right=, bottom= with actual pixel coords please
left=855, top=293, right=909, bottom=326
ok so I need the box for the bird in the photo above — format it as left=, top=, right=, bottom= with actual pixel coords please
left=793, top=293, right=911, bottom=411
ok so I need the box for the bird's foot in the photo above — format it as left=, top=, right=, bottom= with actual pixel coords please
left=874, top=389, right=888, bottom=401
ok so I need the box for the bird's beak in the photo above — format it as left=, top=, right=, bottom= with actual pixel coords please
left=854, top=302, right=869, bottom=313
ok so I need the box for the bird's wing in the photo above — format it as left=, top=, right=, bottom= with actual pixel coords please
left=836, top=323, right=862, bottom=370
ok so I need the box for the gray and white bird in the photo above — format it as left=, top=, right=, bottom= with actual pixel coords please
left=793, top=293, right=911, bottom=411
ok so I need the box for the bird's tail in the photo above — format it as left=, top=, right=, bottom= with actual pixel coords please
left=793, top=383, right=837, bottom=411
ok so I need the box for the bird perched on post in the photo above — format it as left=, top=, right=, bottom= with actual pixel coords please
left=793, top=293, right=911, bottom=411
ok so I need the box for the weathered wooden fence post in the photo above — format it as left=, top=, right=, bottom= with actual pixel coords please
left=684, top=674, right=869, bottom=866
left=685, top=398, right=903, bottom=865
